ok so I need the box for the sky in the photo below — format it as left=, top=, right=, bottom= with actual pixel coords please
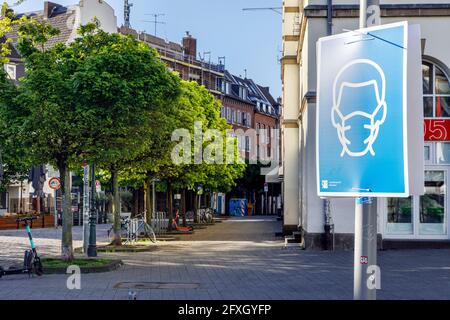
left=7, top=0, right=282, bottom=98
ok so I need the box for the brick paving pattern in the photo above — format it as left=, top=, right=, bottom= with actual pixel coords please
left=0, top=217, right=449, bottom=300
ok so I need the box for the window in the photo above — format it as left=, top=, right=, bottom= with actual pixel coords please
left=423, top=61, right=450, bottom=118
left=4, top=64, right=16, bottom=80
left=436, top=142, right=450, bottom=164
left=424, top=144, right=431, bottom=163
left=221, top=106, right=226, bottom=118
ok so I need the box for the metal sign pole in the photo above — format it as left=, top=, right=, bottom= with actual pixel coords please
left=54, top=189, right=58, bottom=229
left=354, top=0, right=380, bottom=301
left=82, top=163, right=90, bottom=255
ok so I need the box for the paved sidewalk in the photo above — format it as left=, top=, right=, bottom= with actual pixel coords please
left=0, top=217, right=449, bottom=300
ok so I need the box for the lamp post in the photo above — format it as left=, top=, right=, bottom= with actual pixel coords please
left=87, top=162, right=97, bottom=257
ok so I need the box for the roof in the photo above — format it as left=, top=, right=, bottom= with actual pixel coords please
left=224, top=70, right=279, bottom=118
left=4, top=4, right=77, bottom=52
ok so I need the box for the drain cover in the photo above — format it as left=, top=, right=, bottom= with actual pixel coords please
left=114, top=282, right=200, bottom=289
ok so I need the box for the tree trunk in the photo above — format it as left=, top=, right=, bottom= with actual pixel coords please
left=167, top=180, right=173, bottom=231
left=111, top=168, right=122, bottom=246
left=182, top=189, right=187, bottom=227
left=58, top=161, right=73, bottom=262
left=145, top=175, right=152, bottom=223
left=194, top=194, right=199, bottom=223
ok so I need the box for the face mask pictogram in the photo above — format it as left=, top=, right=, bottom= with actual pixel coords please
left=331, top=59, right=387, bottom=158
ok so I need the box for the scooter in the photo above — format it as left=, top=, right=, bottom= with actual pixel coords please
left=0, top=217, right=44, bottom=279
left=171, top=209, right=194, bottom=232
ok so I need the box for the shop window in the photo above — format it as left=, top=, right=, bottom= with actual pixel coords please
left=436, top=142, right=450, bottom=164
left=423, top=61, right=450, bottom=118
left=424, top=144, right=431, bottom=163
left=420, top=171, right=447, bottom=235
left=386, top=197, right=413, bottom=235
left=0, top=192, right=7, bottom=210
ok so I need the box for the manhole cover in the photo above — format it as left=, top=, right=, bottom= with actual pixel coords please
left=114, top=282, right=200, bottom=289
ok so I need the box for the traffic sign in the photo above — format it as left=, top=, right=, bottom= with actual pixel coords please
left=48, top=177, right=61, bottom=190
left=316, top=21, right=424, bottom=197
left=264, top=183, right=269, bottom=193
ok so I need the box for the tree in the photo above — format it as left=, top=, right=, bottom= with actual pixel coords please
left=65, top=23, right=181, bottom=245
left=0, top=3, right=30, bottom=188
left=162, top=80, right=246, bottom=227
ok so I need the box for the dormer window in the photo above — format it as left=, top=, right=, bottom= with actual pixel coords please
left=4, top=63, right=16, bottom=80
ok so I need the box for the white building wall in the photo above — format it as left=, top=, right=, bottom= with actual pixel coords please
left=297, top=2, right=450, bottom=236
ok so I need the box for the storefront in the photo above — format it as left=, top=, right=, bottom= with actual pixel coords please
left=380, top=59, right=450, bottom=240
left=281, top=1, right=450, bottom=249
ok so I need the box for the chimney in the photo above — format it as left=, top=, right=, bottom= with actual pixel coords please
left=44, top=1, right=60, bottom=19
left=182, top=31, right=197, bottom=59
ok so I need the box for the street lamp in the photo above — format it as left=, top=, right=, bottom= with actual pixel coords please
left=87, top=162, right=97, bottom=257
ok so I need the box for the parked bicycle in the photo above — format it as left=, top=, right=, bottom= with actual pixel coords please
left=134, top=214, right=157, bottom=243
left=107, top=214, right=157, bottom=244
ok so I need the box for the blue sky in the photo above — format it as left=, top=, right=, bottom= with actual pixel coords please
left=8, top=0, right=282, bottom=98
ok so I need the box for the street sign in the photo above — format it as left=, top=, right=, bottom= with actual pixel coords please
left=48, top=177, right=61, bottom=190
left=316, top=21, right=424, bottom=197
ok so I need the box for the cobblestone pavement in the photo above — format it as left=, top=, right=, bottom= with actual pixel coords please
left=0, top=217, right=449, bottom=300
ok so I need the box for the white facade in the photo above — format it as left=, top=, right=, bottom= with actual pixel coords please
left=282, top=0, right=450, bottom=248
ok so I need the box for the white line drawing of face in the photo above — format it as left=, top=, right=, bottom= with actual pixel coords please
left=331, top=59, right=387, bottom=157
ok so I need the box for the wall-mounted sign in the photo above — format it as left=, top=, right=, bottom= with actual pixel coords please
left=424, top=119, right=450, bottom=141
left=316, top=21, right=424, bottom=197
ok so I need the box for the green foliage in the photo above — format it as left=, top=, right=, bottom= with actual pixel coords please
left=159, top=80, right=246, bottom=193
left=0, top=3, right=27, bottom=64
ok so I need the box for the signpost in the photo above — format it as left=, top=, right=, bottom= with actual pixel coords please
left=82, top=162, right=90, bottom=254
left=316, top=2, right=424, bottom=300
left=264, top=183, right=269, bottom=215
left=48, top=177, right=61, bottom=229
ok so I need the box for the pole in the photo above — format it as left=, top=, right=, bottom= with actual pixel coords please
left=54, top=189, right=58, bottom=228
left=87, top=162, right=97, bottom=257
left=82, top=163, right=90, bottom=254
left=354, top=0, right=379, bottom=301
left=152, top=180, right=156, bottom=219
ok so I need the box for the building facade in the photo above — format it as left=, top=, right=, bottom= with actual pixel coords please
left=282, top=0, right=450, bottom=248
left=119, top=27, right=225, bottom=97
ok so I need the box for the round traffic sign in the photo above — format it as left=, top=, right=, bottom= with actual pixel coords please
left=49, top=177, right=61, bottom=190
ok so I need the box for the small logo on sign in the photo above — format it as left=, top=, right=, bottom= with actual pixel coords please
left=360, top=256, right=369, bottom=265
left=322, top=180, right=329, bottom=189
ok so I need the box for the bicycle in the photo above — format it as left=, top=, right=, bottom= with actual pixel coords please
left=107, top=216, right=130, bottom=243
left=134, top=214, right=157, bottom=243
left=198, top=208, right=214, bottom=224
left=0, top=217, right=43, bottom=279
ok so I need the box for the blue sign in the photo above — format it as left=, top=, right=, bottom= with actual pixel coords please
left=316, top=21, right=423, bottom=197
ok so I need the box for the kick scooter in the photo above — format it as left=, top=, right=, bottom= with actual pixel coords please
left=0, top=217, right=44, bottom=278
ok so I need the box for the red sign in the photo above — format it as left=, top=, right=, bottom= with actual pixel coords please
left=48, top=177, right=61, bottom=190
left=424, top=119, right=450, bottom=141
left=360, top=256, right=369, bottom=265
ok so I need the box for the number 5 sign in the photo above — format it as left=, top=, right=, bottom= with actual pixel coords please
left=424, top=119, right=450, bottom=141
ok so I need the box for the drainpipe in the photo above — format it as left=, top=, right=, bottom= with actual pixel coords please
left=327, top=0, right=333, bottom=36
left=323, top=0, right=335, bottom=251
